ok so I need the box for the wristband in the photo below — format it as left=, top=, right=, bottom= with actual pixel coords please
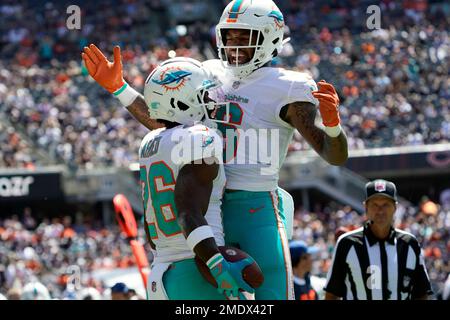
left=324, top=124, right=342, bottom=137
left=186, top=225, right=215, bottom=251
left=113, top=82, right=140, bottom=107
left=206, top=253, right=224, bottom=270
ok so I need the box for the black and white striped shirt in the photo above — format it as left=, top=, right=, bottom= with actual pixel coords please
left=324, top=222, right=433, bottom=300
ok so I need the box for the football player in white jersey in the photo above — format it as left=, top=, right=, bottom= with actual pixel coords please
left=82, top=0, right=347, bottom=300
left=138, top=57, right=255, bottom=300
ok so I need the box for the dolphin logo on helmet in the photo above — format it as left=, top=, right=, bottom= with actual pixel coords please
left=268, top=10, right=283, bottom=23
left=152, top=68, right=192, bottom=92
left=268, top=10, right=284, bottom=29
left=152, top=70, right=192, bottom=86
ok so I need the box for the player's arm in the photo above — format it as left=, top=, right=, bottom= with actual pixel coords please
left=126, top=96, right=164, bottom=131
left=174, top=159, right=254, bottom=298
left=174, top=159, right=221, bottom=261
left=81, top=44, right=163, bottom=131
left=281, top=80, right=348, bottom=166
left=282, top=101, right=348, bottom=165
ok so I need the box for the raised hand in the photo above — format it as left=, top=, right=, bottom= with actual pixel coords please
left=312, top=80, right=340, bottom=127
left=81, top=44, right=125, bottom=93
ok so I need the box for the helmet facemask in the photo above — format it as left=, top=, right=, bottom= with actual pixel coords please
left=216, top=27, right=267, bottom=78
left=215, top=0, right=286, bottom=79
left=196, top=82, right=230, bottom=129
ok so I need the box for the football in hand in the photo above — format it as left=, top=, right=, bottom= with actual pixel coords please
left=195, top=245, right=264, bottom=289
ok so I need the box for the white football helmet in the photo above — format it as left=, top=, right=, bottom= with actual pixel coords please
left=216, top=0, right=286, bottom=78
left=144, top=57, right=229, bottom=128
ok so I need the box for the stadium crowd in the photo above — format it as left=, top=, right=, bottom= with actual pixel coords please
left=0, top=0, right=448, bottom=169
left=0, top=211, right=150, bottom=300
left=0, top=194, right=448, bottom=300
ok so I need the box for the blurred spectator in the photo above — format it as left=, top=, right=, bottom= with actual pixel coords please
left=334, top=226, right=350, bottom=242
left=6, top=282, right=22, bottom=300
left=21, top=281, right=51, bottom=300
left=111, top=282, right=131, bottom=300
left=289, top=240, right=325, bottom=300
left=79, top=287, right=102, bottom=300
left=128, top=288, right=144, bottom=300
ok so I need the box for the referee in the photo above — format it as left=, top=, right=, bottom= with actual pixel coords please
left=324, top=179, right=433, bottom=300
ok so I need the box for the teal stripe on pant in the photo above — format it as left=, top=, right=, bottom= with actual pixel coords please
left=222, top=188, right=294, bottom=300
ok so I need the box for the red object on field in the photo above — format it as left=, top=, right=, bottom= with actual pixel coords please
left=113, top=194, right=150, bottom=289
left=195, top=246, right=264, bottom=289
left=130, top=239, right=149, bottom=269
left=113, top=194, right=138, bottom=238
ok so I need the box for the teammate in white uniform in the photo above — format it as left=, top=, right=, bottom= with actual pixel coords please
left=139, top=58, right=255, bottom=300
left=202, top=59, right=318, bottom=191
left=139, top=124, right=225, bottom=264
left=82, top=0, right=348, bottom=300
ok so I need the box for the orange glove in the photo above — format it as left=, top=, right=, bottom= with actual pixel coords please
left=81, top=44, right=125, bottom=93
left=312, top=80, right=340, bottom=127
